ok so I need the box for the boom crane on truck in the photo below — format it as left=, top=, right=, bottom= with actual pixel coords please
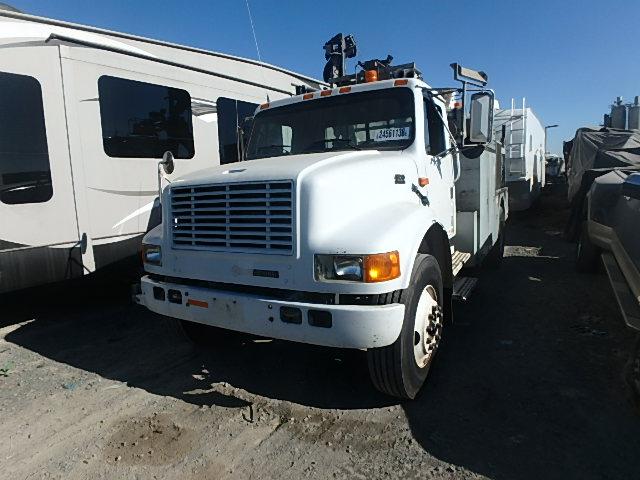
left=136, top=34, right=508, bottom=399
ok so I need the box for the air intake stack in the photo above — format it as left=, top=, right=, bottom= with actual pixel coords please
left=610, top=96, right=627, bottom=129
left=628, top=96, right=640, bottom=130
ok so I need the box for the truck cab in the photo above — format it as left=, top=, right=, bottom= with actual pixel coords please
left=137, top=56, right=506, bottom=399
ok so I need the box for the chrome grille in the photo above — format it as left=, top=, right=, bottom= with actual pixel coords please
left=170, top=181, right=294, bottom=254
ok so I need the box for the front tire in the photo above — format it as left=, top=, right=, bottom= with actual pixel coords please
left=367, top=254, right=444, bottom=399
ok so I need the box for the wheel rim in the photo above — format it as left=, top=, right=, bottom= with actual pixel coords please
left=413, top=285, right=443, bottom=368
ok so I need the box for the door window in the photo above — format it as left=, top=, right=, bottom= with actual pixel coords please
left=98, top=76, right=194, bottom=159
left=424, top=99, right=446, bottom=155
left=0, top=71, right=52, bottom=205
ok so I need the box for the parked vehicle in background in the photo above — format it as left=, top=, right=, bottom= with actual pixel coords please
left=0, top=7, right=322, bottom=294
left=545, top=154, right=564, bottom=178
left=576, top=170, right=640, bottom=395
left=493, top=99, right=545, bottom=210
left=136, top=35, right=508, bottom=399
left=563, top=127, right=640, bottom=241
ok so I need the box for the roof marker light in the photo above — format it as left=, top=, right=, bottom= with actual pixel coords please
left=260, top=103, right=270, bottom=110
left=394, top=79, right=408, bottom=86
left=339, top=86, right=351, bottom=93
left=320, top=90, right=332, bottom=97
left=365, top=70, right=378, bottom=83
left=303, top=93, right=314, bottom=100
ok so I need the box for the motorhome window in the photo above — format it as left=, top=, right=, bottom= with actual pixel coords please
left=217, top=97, right=259, bottom=164
left=0, top=72, right=52, bottom=205
left=98, top=76, right=194, bottom=159
left=246, top=88, right=414, bottom=160
left=424, top=99, right=446, bottom=155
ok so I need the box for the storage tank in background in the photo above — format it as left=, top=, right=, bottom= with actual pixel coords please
left=628, top=96, right=640, bottom=130
left=610, top=96, right=627, bottom=129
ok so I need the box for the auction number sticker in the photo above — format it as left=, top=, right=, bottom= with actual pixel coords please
left=373, top=127, right=410, bottom=141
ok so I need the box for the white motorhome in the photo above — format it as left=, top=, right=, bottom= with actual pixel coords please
left=494, top=99, right=546, bottom=210
left=0, top=8, right=322, bottom=293
left=136, top=47, right=508, bottom=399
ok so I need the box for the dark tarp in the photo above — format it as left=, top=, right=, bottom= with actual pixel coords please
left=567, top=127, right=640, bottom=201
left=564, top=127, right=640, bottom=240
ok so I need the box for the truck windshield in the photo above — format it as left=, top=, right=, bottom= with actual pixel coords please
left=246, top=88, right=415, bottom=160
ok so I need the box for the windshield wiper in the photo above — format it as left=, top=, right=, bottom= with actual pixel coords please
left=303, top=138, right=362, bottom=152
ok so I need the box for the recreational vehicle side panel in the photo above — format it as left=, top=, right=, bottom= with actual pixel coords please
left=0, top=45, right=80, bottom=293
left=0, top=11, right=324, bottom=293
left=58, top=46, right=278, bottom=272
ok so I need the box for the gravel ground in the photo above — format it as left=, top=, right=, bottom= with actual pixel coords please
left=1, top=181, right=639, bottom=480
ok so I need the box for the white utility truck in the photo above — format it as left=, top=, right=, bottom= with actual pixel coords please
left=137, top=36, right=508, bottom=399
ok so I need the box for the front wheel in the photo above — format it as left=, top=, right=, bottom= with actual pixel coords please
left=367, top=254, right=444, bottom=399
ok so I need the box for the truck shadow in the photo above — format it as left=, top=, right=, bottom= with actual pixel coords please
left=2, top=279, right=392, bottom=410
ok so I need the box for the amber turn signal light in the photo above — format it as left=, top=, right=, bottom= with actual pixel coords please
left=364, top=251, right=400, bottom=283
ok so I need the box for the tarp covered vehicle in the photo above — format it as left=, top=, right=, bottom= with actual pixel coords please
left=564, top=127, right=640, bottom=240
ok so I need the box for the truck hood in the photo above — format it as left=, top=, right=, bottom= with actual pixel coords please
left=171, top=150, right=403, bottom=186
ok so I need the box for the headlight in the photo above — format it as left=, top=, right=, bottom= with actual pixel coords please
left=142, top=244, right=162, bottom=266
left=315, top=251, right=400, bottom=283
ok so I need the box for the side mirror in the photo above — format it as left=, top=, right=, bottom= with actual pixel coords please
left=160, top=151, right=175, bottom=175
left=468, top=92, right=494, bottom=144
left=622, top=172, right=640, bottom=200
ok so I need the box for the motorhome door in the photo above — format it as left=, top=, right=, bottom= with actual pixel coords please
left=0, top=46, right=81, bottom=293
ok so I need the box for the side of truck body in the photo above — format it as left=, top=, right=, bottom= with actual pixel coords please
left=494, top=103, right=545, bottom=210
left=0, top=10, right=321, bottom=293
left=138, top=74, right=507, bottom=398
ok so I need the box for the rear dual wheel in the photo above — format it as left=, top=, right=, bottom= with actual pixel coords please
left=367, top=254, right=444, bottom=399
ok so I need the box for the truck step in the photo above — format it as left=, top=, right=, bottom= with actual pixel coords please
left=602, top=252, right=640, bottom=331
left=453, top=276, right=478, bottom=302
left=451, top=250, right=471, bottom=276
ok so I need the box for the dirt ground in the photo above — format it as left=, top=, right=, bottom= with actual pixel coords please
left=2, top=181, right=640, bottom=480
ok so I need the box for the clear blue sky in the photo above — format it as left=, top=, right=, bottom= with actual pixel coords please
left=10, top=0, right=640, bottom=154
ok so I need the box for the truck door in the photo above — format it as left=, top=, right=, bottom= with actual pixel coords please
left=0, top=46, right=80, bottom=292
left=422, top=96, right=455, bottom=236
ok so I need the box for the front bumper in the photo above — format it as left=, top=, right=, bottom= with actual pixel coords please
left=137, top=275, right=405, bottom=349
